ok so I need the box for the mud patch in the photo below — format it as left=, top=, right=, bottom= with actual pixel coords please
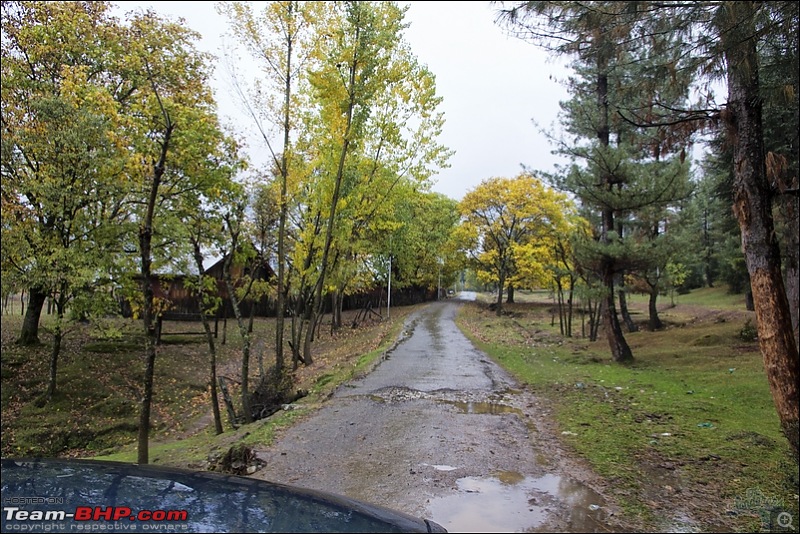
left=208, top=443, right=264, bottom=475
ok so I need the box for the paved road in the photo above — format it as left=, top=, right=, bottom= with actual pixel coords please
left=253, top=295, right=617, bottom=532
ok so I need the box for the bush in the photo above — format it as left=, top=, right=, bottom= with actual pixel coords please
left=738, top=319, right=758, bottom=342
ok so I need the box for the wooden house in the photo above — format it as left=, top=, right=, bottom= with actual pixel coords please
left=119, top=251, right=276, bottom=320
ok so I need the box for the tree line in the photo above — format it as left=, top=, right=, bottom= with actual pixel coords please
left=1, top=1, right=459, bottom=463
left=486, top=0, right=798, bottom=459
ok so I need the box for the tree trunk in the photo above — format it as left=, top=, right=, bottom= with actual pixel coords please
left=137, top=243, right=158, bottom=465
left=648, top=289, right=663, bottom=331
left=787, top=257, right=799, bottom=349
left=556, top=281, right=565, bottom=336
left=331, top=289, right=341, bottom=333
left=273, top=1, right=296, bottom=373
left=200, top=311, right=224, bottom=435
left=596, top=47, right=632, bottom=363
left=590, top=299, right=601, bottom=342
left=778, top=191, right=799, bottom=347
left=291, top=314, right=304, bottom=370
left=302, top=309, right=315, bottom=364
left=224, top=277, right=253, bottom=425
left=495, top=274, right=505, bottom=317
left=46, top=312, right=63, bottom=401
left=618, top=277, right=638, bottom=333
left=602, top=266, right=633, bottom=362
left=45, top=288, right=69, bottom=401
left=137, top=115, right=172, bottom=465
left=567, top=284, right=574, bottom=338
left=506, top=284, right=515, bottom=304
left=17, top=286, right=46, bottom=346
left=191, top=242, right=223, bottom=435
left=724, top=3, right=799, bottom=458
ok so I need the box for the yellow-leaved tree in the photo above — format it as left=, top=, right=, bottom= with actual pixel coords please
left=457, top=173, right=573, bottom=316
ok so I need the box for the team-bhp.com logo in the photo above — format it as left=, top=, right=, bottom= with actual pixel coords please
left=3, top=505, right=189, bottom=531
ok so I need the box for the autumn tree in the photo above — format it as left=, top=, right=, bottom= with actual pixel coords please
left=1, top=1, right=129, bottom=355
left=1, top=1, right=137, bottom=401
left=217, top=1, right=326, bottom=372
left=280, top=1, right=450, bottom=364
left=457, top=174, right=571, bottom=316
left=113, top=8, right=244, bottom=463
left=545, top=211, right=588, bottom=337
left=179, top=144, right=244, bottom=436
left=387, top=189, right=462, bottom=296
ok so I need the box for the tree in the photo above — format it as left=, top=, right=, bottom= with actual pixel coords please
left=547, top=212, right=589, bottom=337
left=187, top=230, right=225, bottom=436
left=498, top=2, right=696, bottom=363
left=1, top=1, right=137, bottom=401
left=218, top=1, right=326, bottom=372
left=1, top=1, right=129, bottom=351
left=758, top=1, right=799, bottom=346
left=280, top=1, right=450, bottom=364
left=181, top=147, right=244, bottom=436
left=718, top=1, right=798, bottom=457
left=457, top=174, right=570, bottom=316
left=220, top=199, right=263, bottom=425
left=388, top=189, right=462, bottom=294
left=496, top=0, right=798, bottom=457
left=116, top=8, right=243, bottom=463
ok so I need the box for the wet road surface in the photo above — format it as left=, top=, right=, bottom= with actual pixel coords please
left=253, top=295, right=618, bottom=532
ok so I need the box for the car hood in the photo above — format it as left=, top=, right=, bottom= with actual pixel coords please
left=1, top=457, right=446, bottom=533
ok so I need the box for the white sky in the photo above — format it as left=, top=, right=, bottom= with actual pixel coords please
left=113, top=1, right=571, bottom=201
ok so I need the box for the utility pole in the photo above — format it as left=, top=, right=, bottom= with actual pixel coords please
left=387, top=254, right=391, bottom=319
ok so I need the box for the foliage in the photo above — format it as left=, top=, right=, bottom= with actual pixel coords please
left=457, top=173, right=574, bottom=315
left=1, top=1, right=133, bottom=350
left=257, top=1, right=453, bottom=363
left=496, top=0, right=799, bottom=466
left=739, top=319, right=759, bottom=343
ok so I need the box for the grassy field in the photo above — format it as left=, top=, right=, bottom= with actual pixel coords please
left=456, top=287, right=798, bottom=532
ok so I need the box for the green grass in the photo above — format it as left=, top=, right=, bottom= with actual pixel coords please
left=457, top=287, right=798, bottom=532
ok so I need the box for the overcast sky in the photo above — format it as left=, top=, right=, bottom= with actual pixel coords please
left=114, top=1, right=571, bottom=201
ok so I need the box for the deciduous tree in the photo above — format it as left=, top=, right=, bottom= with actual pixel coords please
left=457, top=174, right=570, bottom=316
left=119, top=8, right=243, bottom=463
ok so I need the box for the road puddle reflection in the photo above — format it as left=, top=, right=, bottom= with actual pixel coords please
left=441, top=399, right=523, bottom=415
left=426, top=471, right=611, bottom=533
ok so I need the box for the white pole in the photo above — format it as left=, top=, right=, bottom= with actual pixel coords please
left=387, top=254, right=391, bottom=319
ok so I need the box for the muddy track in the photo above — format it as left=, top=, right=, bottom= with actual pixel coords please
left=247, top=297, right=635, bottom=532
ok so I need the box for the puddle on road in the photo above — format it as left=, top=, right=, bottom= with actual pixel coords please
left=427, top=471, right=610, bottom=533
left=441, top=399, right=523, bottom=416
